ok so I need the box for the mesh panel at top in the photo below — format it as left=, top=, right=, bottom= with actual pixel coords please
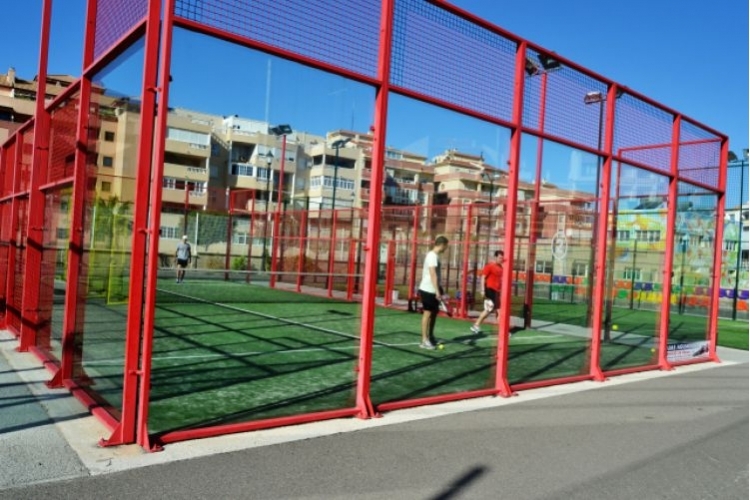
left=173, top=0, right=381, bottom=78
left=94, top=0, right=148, bottom=61
left=47, top=93, right=80, bottom=184
left=615, top=93, right=674, bottom=174
left=678, top=120, right=722, bottom=190
left=391, top=0, right=516, bottom=123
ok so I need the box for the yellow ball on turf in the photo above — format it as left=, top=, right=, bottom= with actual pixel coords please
left=650, top=348, right=656, bottom=353
left=438, top=344, right=444, bottom=350
left=612, top=324, right=618, bottom=330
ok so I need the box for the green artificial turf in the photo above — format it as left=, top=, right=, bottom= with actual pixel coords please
left=64, top=278, right=746, bottom=436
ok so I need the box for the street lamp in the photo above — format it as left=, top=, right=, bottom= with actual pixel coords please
left=269, top=124, right=292, bottom=211
left=731, top=149, right=748, bottom=320
left=330, top=138, right=351, bottom=210
left=678, top=232, right=690, bottom=314
left=260, top=151, right=274, bottom=271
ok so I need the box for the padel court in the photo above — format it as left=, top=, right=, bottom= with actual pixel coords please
left=0, top=0, right=735, bottom=450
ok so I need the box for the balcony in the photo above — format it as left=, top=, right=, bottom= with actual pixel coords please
left=161, top=188, right=208, bottom=206
left=165, top=138, right=211, bottom=158
left=163, top=162, right=209, bottom=181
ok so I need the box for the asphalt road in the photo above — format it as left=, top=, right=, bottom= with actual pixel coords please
left=1, top=357, right=746, bottom=500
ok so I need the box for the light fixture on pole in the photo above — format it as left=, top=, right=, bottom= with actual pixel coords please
left=525, top=53, right=563, bottom=76
left=330, top=137, right=351, bottom=210
left=269, top=124, right=292, bottom=211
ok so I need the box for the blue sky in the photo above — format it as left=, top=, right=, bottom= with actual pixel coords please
left=1, top=0, right=747, bottom=161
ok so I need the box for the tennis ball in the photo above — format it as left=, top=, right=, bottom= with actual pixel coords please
left=438, top=344, right=444, bottom=350
left=612, top=324, right=618, bottom=330
left=650, top=348, right=656, bottom=353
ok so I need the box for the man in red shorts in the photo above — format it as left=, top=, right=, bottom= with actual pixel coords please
left=471, top=250, right=503, bottom=334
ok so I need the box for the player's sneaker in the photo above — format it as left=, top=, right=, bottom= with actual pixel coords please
left=420, top=341, right=437, bottom=350
left=470, top=325, right=481, bottom=334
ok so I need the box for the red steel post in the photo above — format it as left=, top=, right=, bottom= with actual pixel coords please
left=296, top=209, right=307, bottom=292
left=657, top=116, right=681, bottom=370
left=408, top=204, right=419, bottom=300
left=588, top=85, right=617, bottom=382
left=133, top=0, right=177, bottom=450
left=494, top=42, right=530, bottom=397
left=707, top=139, right=728, bottom=361
left=100, top=0, right=162, bottom=448
left=459, top=202, right=471, bottom=318
left=52, top=0, right=99, bottom=387
left=19, top=0, right=52, bottom=352
left=270, top=210, right=281, bottom=287
left=327, top=210, right=338, bottom=297
left=355, top=0, right=395, bottom=419
left=4, top=136, right=20, bottom=335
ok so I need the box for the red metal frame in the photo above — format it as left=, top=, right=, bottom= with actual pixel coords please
left=0, top=0, right=730, bottom=450
left=587, top=85, right=618, bottom=382
left=47, top=0, right=99, bottom=389
left=355, top=0, right=395, bottom=420
left=493, top=41, right=529, bottom=398
left=99, top=0, right=162, bottom=448
left=18, top=0, right=52, bottom=352
left=269, top=132, right=289, bottom=289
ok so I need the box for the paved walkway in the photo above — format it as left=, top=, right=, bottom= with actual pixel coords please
left=1, top=329, right=747, bottom=499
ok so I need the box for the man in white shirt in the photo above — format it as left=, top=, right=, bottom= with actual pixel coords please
left=418, top=236, right=449, bottom=349
left=175, top=235, right=192, bottom=283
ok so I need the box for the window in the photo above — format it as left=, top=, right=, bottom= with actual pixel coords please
left=616, top=230, right=630, bottom=240
left=163, top=178, right=176, bottom=189
left=535, top=260, right=553, bottom=274
left=635, top=230, right=660, bottom=242
left=572, top=261, right=588, bottom=277
left=104, top=131, right=115, bottom=142
left=166, top=127, right=210, bottom=146
left=160, top=226, right=180, bottom=239
left=101, top=181, right=111, bottom=192
left=231, top=163, right=254, bottom=177
left=232, top=232, right=249, bottom=244
left=623, top=268, right=642, bottom=281
left=102, top=156, right=113, bottom=167
left=56, top=228, right=69, bottom=240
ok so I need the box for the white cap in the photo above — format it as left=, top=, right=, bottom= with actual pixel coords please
left=182, top=235, right=188, bottom=240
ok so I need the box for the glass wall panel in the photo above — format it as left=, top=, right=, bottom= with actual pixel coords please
left=600, top=163, right=668, bottom=371
left=36, top=188, right=72, bottom=362
left=71, top=39, right=144, bottom=416
left=147, top=29, right=373, bottom=434
left=373, top=93, right=510, bottom=405
left=509, top=135, right=599, bottom=383
left=668, top=182, right=718, bottom=361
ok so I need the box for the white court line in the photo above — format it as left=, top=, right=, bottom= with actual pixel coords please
left=81, top=334, right=567, bottom=366
left=157, top=287, right=366, bottom=342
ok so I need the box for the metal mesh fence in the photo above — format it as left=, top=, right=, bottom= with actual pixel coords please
left=94, top=0, right=149, bottom=61
left=173, top=0, right=381, bottom=78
